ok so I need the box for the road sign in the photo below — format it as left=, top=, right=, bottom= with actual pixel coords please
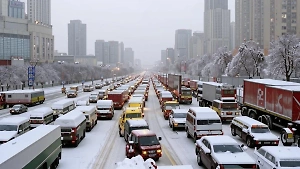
left=28, top=66, right=35, bottom=87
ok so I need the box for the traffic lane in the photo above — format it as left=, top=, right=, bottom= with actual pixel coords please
left=57, top=111, right=122, bottom=169
left=145, top=84, right=180, bottom=166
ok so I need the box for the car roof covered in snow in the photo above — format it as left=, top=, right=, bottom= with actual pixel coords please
left=258, top=146, right=300, bottom=159
left=126, top=119, right=148, bottom=127
left=244, top=79, right=300, bottom=86
left=0, top=116, right=29, bottom=125
left=197, top=135, right=239, bottom=145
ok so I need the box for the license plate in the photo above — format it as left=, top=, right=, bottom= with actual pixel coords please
left=264, top=142, right=270, bottom=144
left=288, top=133, right=293, bottom=138
left=148, top=154, right=156, bottom=157
left=227, top=112, right=232, bottom=115
left=61, top=137, right=64, bottom=140
left=101, top=116, right=106, bottom=117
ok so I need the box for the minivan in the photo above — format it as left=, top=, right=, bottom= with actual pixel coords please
left=186, top=107, right=223, bottom=142
left=124, top=119, right=149, bottom=142
left=96, top=100, right=114, bottom=120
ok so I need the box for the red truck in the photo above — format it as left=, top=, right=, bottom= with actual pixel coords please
left=168, top=74, right=192, bottom=104
left=189, top=80, right=199, bottom=97
left=241, top=79, right=300, bottom=146
left=108, top=90, right=126, bottom=109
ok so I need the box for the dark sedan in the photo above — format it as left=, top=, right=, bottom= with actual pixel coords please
left=10, top=104, right=28, bottom=115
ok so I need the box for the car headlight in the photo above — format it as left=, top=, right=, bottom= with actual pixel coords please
left=174, top=123, right=178, bottom=126
left=142, top=151, right=147, bottom=155
left=157, top=149, right=162, bottom=153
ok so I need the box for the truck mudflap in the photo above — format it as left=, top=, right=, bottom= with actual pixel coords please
left=281, top=128, right=296, bottom=146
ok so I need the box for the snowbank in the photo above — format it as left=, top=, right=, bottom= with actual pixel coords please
left=115, top=155, right=157, bottom=169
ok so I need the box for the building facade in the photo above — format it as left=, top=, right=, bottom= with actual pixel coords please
left=229, top=22, right=235, bottom=51
left=189, top=32, right=205, bottom=58
left=166, top=48, right=175, bottom=64
left=204, top=0, right=230, bottom=55
left=0, top=16, right=54, bottom=64
left=161, top=50, right=166, bottom=65
left=74, top=55, right=97, bottom=66
left=103, top=42, right=110, bottom=66
left=124, top=48, right=134, bottom=67
left=235, top=0, right=300, bottom=55
left=68, top=20, right=86, bottom=56
left=27, top=0, right=51, bottom=25
left=95, top=40, right=104, bottom=62
left=119, top=42, right=124, bottom=64
left=175, top=29, right=192, bottom=60
left=108, top=41, right=119, bottom=65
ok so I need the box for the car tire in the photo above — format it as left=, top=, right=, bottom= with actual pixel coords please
left=186, top=129, right=191, bottom=138
left=169, top=122, right=172, bottom=128
left=246, top=136, right=253, bottom=148
left=172, top=124, right=176, bottom=131
left=197, top=153, right=202, bottom=166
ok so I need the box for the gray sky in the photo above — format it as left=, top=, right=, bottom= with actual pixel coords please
left=26, top=0, right=235, bottom=65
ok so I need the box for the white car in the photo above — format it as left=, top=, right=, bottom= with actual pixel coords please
left=195, top=135, right=256, bottom=169
left=254, top=146, right=300, bottom=169
left=76, top=100, right=90, bottom=106
left=168, top=109, right=188, bottom=131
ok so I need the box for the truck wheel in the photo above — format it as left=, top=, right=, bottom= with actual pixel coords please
left=241, top=108, right=247, bottom=116
left=231, top=127, right=236, bottom=136
left=197, top=153, right=202, bottom=166
left=265, top=115, right=273, bottom=129
left=193, top=134, right=197, bottom=143
left=246, top=136, right=253, bottom=148
left=186, top=129, right=191, bottom=138
left=249, top=111, right=257, bottom=119
left=281, top=130, right=293, bottom=146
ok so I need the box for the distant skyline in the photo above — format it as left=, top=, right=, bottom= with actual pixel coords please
left=22, top=0, right=235, bottom=65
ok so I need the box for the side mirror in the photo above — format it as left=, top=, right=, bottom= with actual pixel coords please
left=128, top=140, right=134, bottom=145
left=18, top=129, right=23, bottom=133
left=205, top=149, right=211, bottom=154
left=158, top=136, right=162, bottom=141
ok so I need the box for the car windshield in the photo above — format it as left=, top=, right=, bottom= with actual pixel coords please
left=182, top=90, right=191, bottom=95
left=12, top=105, right=21, bottom=108
left=126, top=113, right=141, bottom=118
left=251, top=127, right=270, bottom=133
left=68, top=91, right=75, bottom=94
left=173, top=113, right=187, bottom=118
left=90, top=96, right=97, bottom=99
left=220, top=164, right=255, bottom=169
left=213, top=145, right=243, bottom=153
left=0, top=125, right=18, bottom=131
left=221, top=103, right=238, bottom=109
left=97, top=107, right=110, bottom=110
left=197, top=119, right=221, bottom=125
left=280, top=160, right=300, bottom=167
left=139, top=136, right=159, bottom=146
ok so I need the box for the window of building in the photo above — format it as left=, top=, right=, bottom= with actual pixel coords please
left=282, top=26, right=287, bottom=30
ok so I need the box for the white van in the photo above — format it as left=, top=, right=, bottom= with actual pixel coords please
left=96, top=100, right=114, bottom=120
left=186, top=107, right=223, bottom=142
left=51, top=99, right=75, bottom=119
left=75, top=106, right=97, bottom=131
left=54, top=110, right=86, bottom=147
left=29, top=107, right=54, bottom=128
left=0, top=116, right=30, bottom=144
left=76, top=100, right=90, bottom=106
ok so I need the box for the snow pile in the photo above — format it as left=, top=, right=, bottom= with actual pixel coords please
left=115, top=155, right=157, bottom=169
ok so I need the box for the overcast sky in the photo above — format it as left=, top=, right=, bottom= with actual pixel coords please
left=25, top=0, right=235, bottom=65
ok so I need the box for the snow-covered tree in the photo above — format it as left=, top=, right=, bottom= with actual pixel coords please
left=226, top=40, right=265, bottom=78
left=189, top=54, right=212, bottom=77
left=206, top=47, right=233, bottom=77
left=266, top=34, right=300, bottom=81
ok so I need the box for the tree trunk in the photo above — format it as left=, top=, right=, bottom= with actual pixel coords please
left=286, top=74, right=291, bottom=81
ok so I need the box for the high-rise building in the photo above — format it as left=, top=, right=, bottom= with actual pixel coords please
left=166, top=48, right=175, bottom=64
left=229, top=22, right=235, bottom=51
left=95, top=40, right=104, bottom=62
left=235, top=0, right=300, bottom=55
left=108, top=41, right=119, bottom=65
left=204, top=0, right=230, bottom=55
left=124, top=48, right=134, bottom=67
left=0, top=0, right=25, bottom=18
left=189, top=32, right=205, bottom=58
left=175, top=29, right=192, bottom=60
left=119, top=42, right=124, bottom=64
left=161, top=50, right=166, bottom=65
left=27, top=0, right=51, bottom=25
left=68, top=20, right=87, bottom=56
left=103, top=42, right=110, bottom=65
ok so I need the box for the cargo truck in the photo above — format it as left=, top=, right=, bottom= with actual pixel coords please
left=0, top=125, right=62, bottom=169
left=108, top=90, right=126, bottom=109
left=189, top=80, right=199, bottom=97
left=240, top=79, right=300, bottom=146
left=199, top=82, right=240, bottom=121
left=168, top=74, right=192, bottom=104
left=0, top=90, right=45, bottom=108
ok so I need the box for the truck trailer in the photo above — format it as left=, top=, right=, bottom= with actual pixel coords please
left=241, top=79, right=300, bottom=146
left=0, top=125, right=62, bottom=169
left=199, top=82, right=240, bottom=121
left=108, top=90, right=126, bottom=109
left=0, top=90, right=45, bottom=108
left=168, top=74, right=192, bottom=104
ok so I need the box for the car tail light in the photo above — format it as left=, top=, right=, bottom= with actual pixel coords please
left=252, top=164, right=256, bottom=169
left=219, top=165, right=225, bottom=169
left=71, top=128, right=77, bottom=133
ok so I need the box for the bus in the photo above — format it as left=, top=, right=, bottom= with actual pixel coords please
left=29, top=107, right=54, bottom=128
left=51, top=99, right=75, bottom=119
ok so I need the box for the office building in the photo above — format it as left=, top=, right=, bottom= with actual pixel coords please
left=95, top=40, right=104, bottom=62
left=189, top=32, right=205, bottom=58
left=108, top=41, right=119, bottom=65
left=124, top=48, right=134, bottom=67
left=229, top=22, right=235, bottom=51
left=27, top=0, right=51, bottom=25
left=235, top=0, right=300, bottom=55
left=161, top=50, right=166, bottom=65
left=0, top=0, right=25, bottom=18
left=119, top=42, right=124, bottom=64
left=204, top=0, right=230, bottom=55
left=175, top=29, right=192, bottom=60
left=103, top=42, right=110, bottom=66
left=68, top=20, right=86, bottom=56
left=166, top=48, right=175, bottom=64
